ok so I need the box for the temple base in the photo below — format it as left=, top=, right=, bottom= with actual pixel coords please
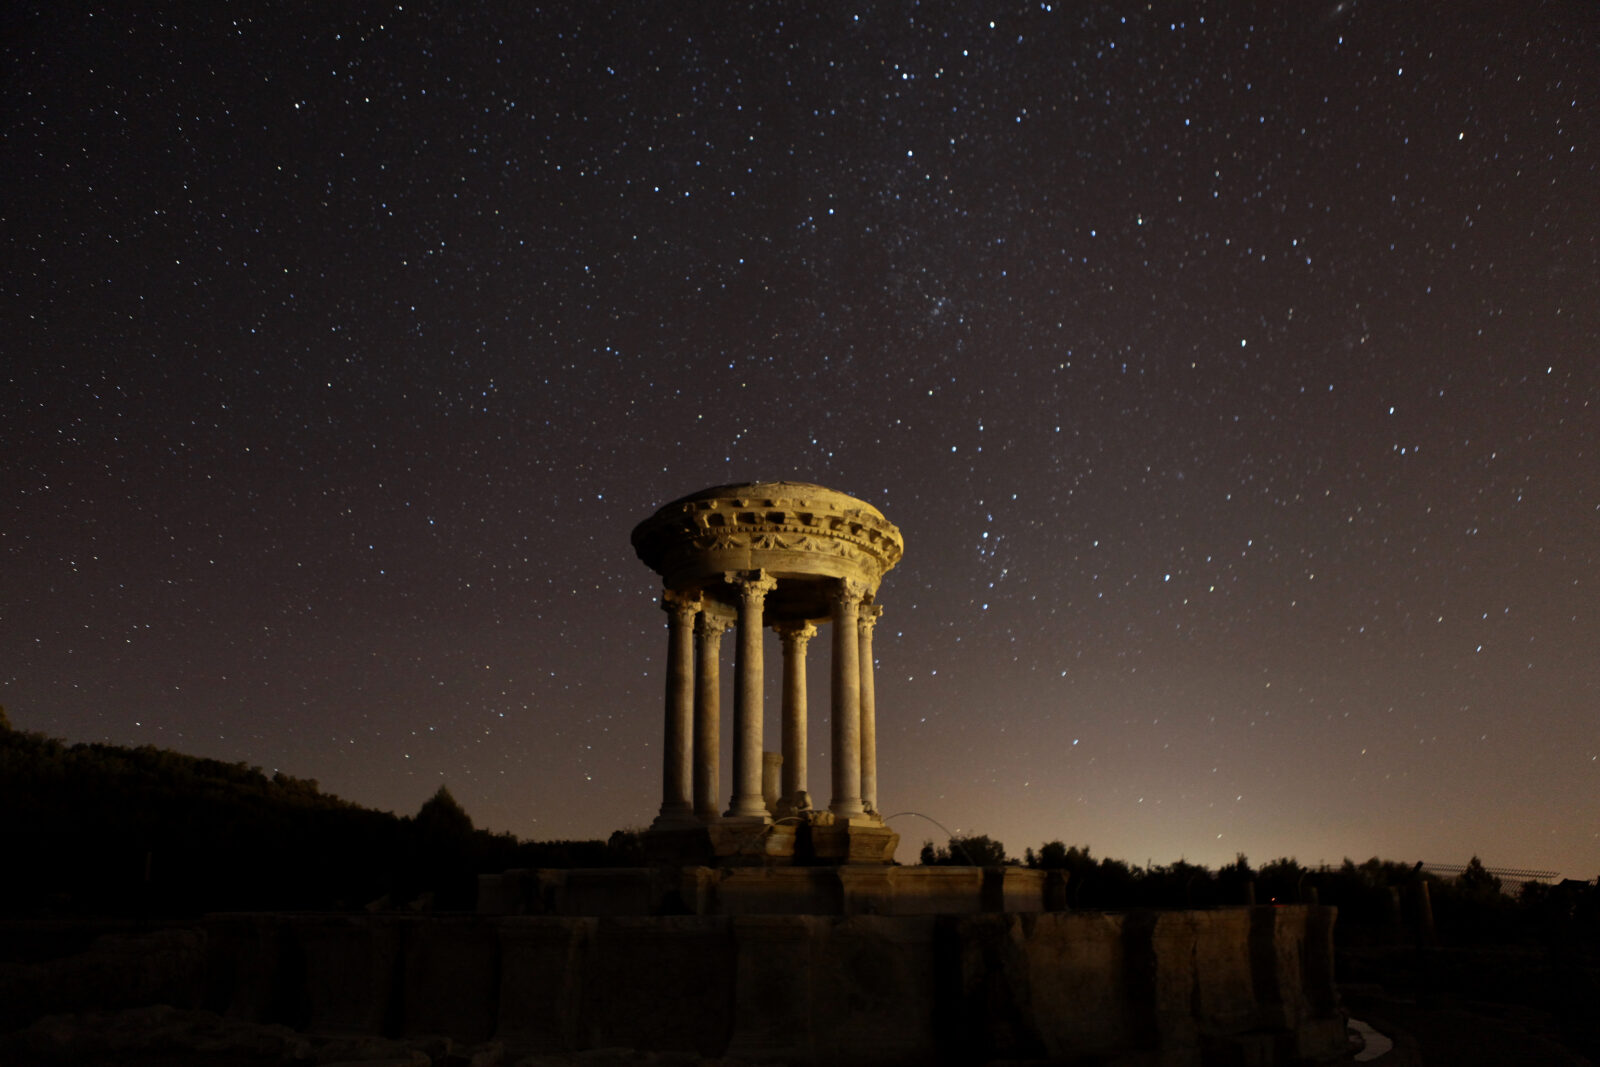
left=809, top=820, right=898, bottom=865
left=479, top=862, right=1054, bottom=917
left=641, top=812, right=898, bottom=868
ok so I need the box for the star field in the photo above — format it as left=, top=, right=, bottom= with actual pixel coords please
left=4, top=2, right=1596, bottom=874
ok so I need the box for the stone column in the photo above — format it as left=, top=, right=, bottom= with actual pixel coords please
left=775, top=622, right=816, bottom=807
left=693, top=613, right=729, bottom=823
left=829, top=578, right=866, bottom=818
left=857, top=601, right=882, bottom=816
left=725, top=571, right=777, bottom=820
left=652, top=589, right=701, bottom=829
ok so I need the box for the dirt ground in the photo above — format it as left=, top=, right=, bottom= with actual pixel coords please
left=1344, top=986, right=1596, bottom=1067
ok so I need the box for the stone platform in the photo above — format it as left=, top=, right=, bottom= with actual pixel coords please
left=2, top=903, right=1349, bottom=1065
left=478, top=863, right=1058, bottom=917
left=187, top=905, right=1349, bottom=1065
left=642, top=814, right=900, bottom=867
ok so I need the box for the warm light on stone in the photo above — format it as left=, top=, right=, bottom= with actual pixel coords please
left=632, top=482, right=904, bottom=864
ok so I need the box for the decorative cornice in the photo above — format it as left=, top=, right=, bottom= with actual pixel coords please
left=633, top=482, right=904, bottom=589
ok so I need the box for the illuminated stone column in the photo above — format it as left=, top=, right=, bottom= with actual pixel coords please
left=857, top=601, right=883, bottom=816
left=725, top=571, right=778, bottom=820
left=652, top=590, right=701, bottom=829
left=693, top=613, right=729, bottom=822
left=829, top=578, right=867, bottom=818
left=776, top=621, right=817, bottom=806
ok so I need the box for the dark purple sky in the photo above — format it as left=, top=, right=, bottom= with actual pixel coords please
left=4, top=2, right=1596, bottom=876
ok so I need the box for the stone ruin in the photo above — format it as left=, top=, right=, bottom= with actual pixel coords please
left=0, top=481, right=1352, bottom=1066
left=630, top=480, right=904, bottom=868
left=355, top=481, right=1353, bottom=1062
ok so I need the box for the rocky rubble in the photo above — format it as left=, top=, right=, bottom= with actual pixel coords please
left=0, top=1005, right=500, bottom=1066
left=0, top=927, right=207, bottom=1031
left=0, top=1005, right=748, bottom=1067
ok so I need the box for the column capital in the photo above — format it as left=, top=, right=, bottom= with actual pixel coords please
left=661, top=588, right=702, bottom=618
left=695, top=613, right=731, bottom=638
left=774, top=620, right=818, bottom=648
left=828, top=577, right=869, bottom=607
left=724, top=569, right=779, bottom=603
left=857, top=601, right=883, bottom=633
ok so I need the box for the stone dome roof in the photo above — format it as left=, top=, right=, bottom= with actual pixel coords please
left=632, top=481, right=904, bottom=621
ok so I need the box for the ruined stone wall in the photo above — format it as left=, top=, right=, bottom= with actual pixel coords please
left=195, top=906, right=1346, bottom=1065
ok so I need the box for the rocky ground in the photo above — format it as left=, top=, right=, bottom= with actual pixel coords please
left=14, top=998, right=1598, bottom=1066
left=0, top=1004, right=745, bottom=1067
left=1344, top=986, right=1596, bottom=1067
left=7, top=929, right=1594, bottom=1066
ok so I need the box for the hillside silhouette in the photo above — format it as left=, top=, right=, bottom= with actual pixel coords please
left=0, top=712, right=638, bottom=915
left=4, top=708, right=1595, bottom=942
left=3, top=711, right=1599, bottom=1061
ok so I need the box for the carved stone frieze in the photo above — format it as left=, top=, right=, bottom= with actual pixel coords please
left=633, top=481, right=904, bottom=598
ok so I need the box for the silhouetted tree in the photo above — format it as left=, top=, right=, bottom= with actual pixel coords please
left=1035, top=841, right=1070, bottom=869
left=1140, top=860, right=1215, bottom=907
left=1457, top=855, right=1503, bottom=898
left=606, top=828, right=645, bottom=864
left=416, top=785, right=474, bottom=838
left=919, top=834, right=1007, bottom=866
left=964, top=835, right=1008, bottom=866
left=1258, top=857, right=1308, bottom=904
left=1216, top=853, right=1255, bottom=904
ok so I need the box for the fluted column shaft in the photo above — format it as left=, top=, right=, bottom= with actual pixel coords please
left=653, top=591, right=701, bottom=828
left=829, top=579, right=866, bottom=818
left=693, top=614, right=728, bottom=822
left=726, top=571, right=777, bottom=819
left=776, top=622, right=816, bottom=805
left=858, top=602, right=882, bottom=816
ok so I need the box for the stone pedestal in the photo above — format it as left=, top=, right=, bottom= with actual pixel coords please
left=644, top=811, right=898, bottom=869
left=808, top=821, right=899, bottom=865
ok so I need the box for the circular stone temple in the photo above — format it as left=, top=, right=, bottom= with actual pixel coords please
left=632, top=482, right=904, bottom=865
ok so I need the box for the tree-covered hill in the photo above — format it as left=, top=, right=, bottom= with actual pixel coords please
left=0, top=712, right=635, bottom=915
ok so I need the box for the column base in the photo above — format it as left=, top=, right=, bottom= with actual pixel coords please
left=643, top=819, right=780, bottom=868
left=642, top=812, right=897, bottom=867
left=724, top=796, right=771, bottom=820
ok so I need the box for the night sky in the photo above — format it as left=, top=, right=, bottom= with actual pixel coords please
left=5, top=2, right=1596, bottom=877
